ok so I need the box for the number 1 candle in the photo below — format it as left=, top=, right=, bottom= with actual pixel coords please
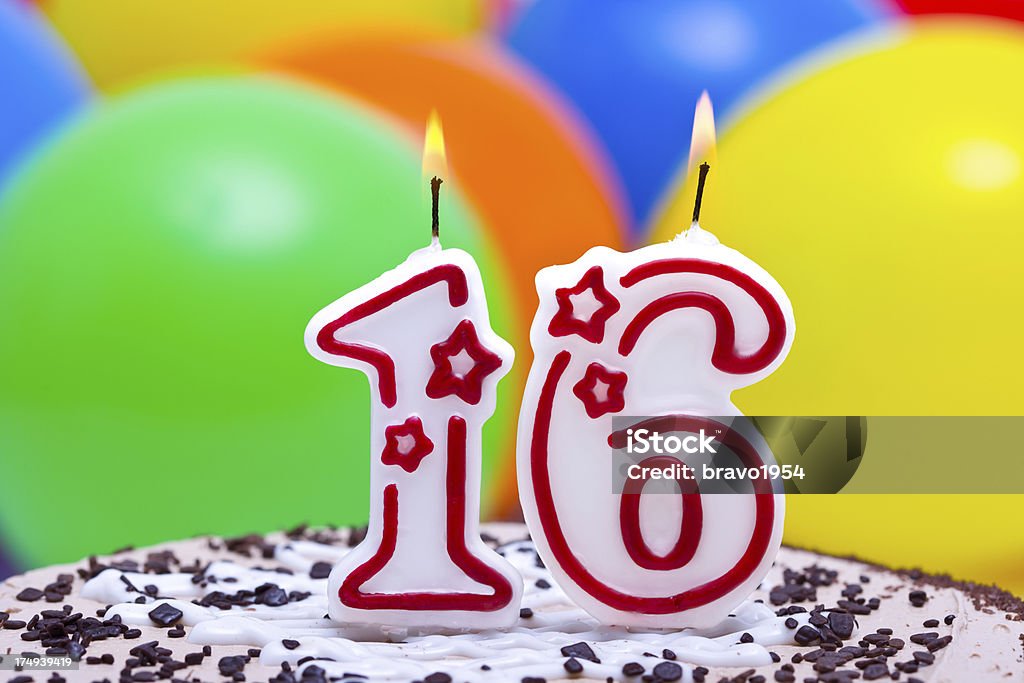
left=305, top=114, right=521, bottom=629
left=517, top=94, right=795, bottom=628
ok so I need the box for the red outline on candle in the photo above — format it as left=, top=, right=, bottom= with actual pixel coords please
left=572, top=362, right=628, bottom=419
left=522, top=258, right=788, bottom=614
left=617, top=454, right=702, bottom=571
left=316, top=265, right=469, bottom=408
left=530, top=353, right=775, bottom=613
left=426, top=319, right=505, bottom=405
left=338, top=415, right=514, bottom=612
left=619, top=259, right=786, bottom=374
left=548, top=266, right=621, bottom=344
left=381, top=416, right=434, bottom=473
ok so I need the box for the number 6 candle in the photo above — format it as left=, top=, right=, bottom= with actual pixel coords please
left=305, top=114, right=521, bottom=629
left=517, top=94, right=795, bottom=628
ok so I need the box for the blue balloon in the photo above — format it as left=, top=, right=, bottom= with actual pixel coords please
left=0, top=0, right=90, bottom=188
left=507, top=0, right=887, bottom=235
left=0, top=544, right=17, bottom=580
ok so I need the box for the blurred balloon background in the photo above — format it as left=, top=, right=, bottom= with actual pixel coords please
left=259, top=36, right=628, bottom=510
left=0, top=0, right=1022, bottom=594
left=893, top=0, right=1024, bottom=22
left=505, top=0, right=888, bottom=233
left=0, top=0, right=90, bottom=188
left=0, top=76, right=518, bottom=567
left=652, top=18, right=1024, bottom=593
left=37, top=0, right=488, bottom=89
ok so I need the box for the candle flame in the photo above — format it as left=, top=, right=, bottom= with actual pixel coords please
left=422, top=109, right=448, bottom=183
left=686, top=91, right=717, bottom=175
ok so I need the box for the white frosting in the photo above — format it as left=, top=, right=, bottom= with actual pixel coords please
left=83, top=537, right=817, bottom=682
left=675, top=223, right=722, bottom=246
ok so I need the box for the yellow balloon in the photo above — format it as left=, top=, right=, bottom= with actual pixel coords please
left=41, top=0, right=485, bottom=89
left=651, top=20, right=1024, bottom=593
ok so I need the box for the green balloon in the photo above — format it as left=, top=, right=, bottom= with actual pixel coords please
left=0, top=76, right=518, bottom=567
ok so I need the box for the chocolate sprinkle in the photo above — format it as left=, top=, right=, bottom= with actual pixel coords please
left=652, top=662, right=682, bottom=681
left=560, top=642, right=600, bottom=663
left=309, top=562, right=332, bottom=580
left=147, top=602, right=183, bottom=627
left=622, top=662, right=645, bottom=677
left=219, top=655, right=249, bottom=676
left=257, top=584, right=289, bottom=607
left=862, top=662, right=889, bottom=680
left=909, top=631, right=938, bottom=645
left=827, top=612, right=855, bottom=639
left=16, top=587, right=45, bottom=602
left=794, top=625, right=822, bottom=646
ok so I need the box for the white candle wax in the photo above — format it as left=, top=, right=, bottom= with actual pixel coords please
left=517, top=226, right=795, bottom=628
left=305, top=242, right=522, bottom=629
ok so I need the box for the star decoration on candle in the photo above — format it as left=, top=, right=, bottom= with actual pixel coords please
left=381, top=416, right=434, bottom=473
left=548, top=266, right=620, bottom=344
left=426, top=319, right=504, bottom=405
left=573, top=362, right=628, bottom=419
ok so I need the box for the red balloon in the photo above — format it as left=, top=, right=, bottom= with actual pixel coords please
left=892, top=0, right=1024, bottom=22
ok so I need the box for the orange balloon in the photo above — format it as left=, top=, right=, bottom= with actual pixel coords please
left=259, top=38, right=629, bottom=515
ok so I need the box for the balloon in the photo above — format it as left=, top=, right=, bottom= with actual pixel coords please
left=40, top=0, right=486, bottom=90
left=0, top=547, right=17, bottom=580
left=650, top=21, right=1024, bottom=592
left=0, top=76, right=517, bottom=567
left=506, top=0, right=886, bottom=233
left=0, top=0, right=90, bottom=187
left=260, top=37, right=629, bottom=514
left=892, top=0, right=1024, bottom=23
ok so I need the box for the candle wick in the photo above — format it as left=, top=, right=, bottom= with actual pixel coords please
left=691, top=162, right=710, bottom=225
left=431, top=176, right=443, bottom=241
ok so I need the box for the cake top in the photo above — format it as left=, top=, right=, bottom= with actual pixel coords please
left=1, top=523, right=1021, bottom=683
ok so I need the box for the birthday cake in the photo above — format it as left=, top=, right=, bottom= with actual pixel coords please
left=1, top=523, right=1020, bottom=683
